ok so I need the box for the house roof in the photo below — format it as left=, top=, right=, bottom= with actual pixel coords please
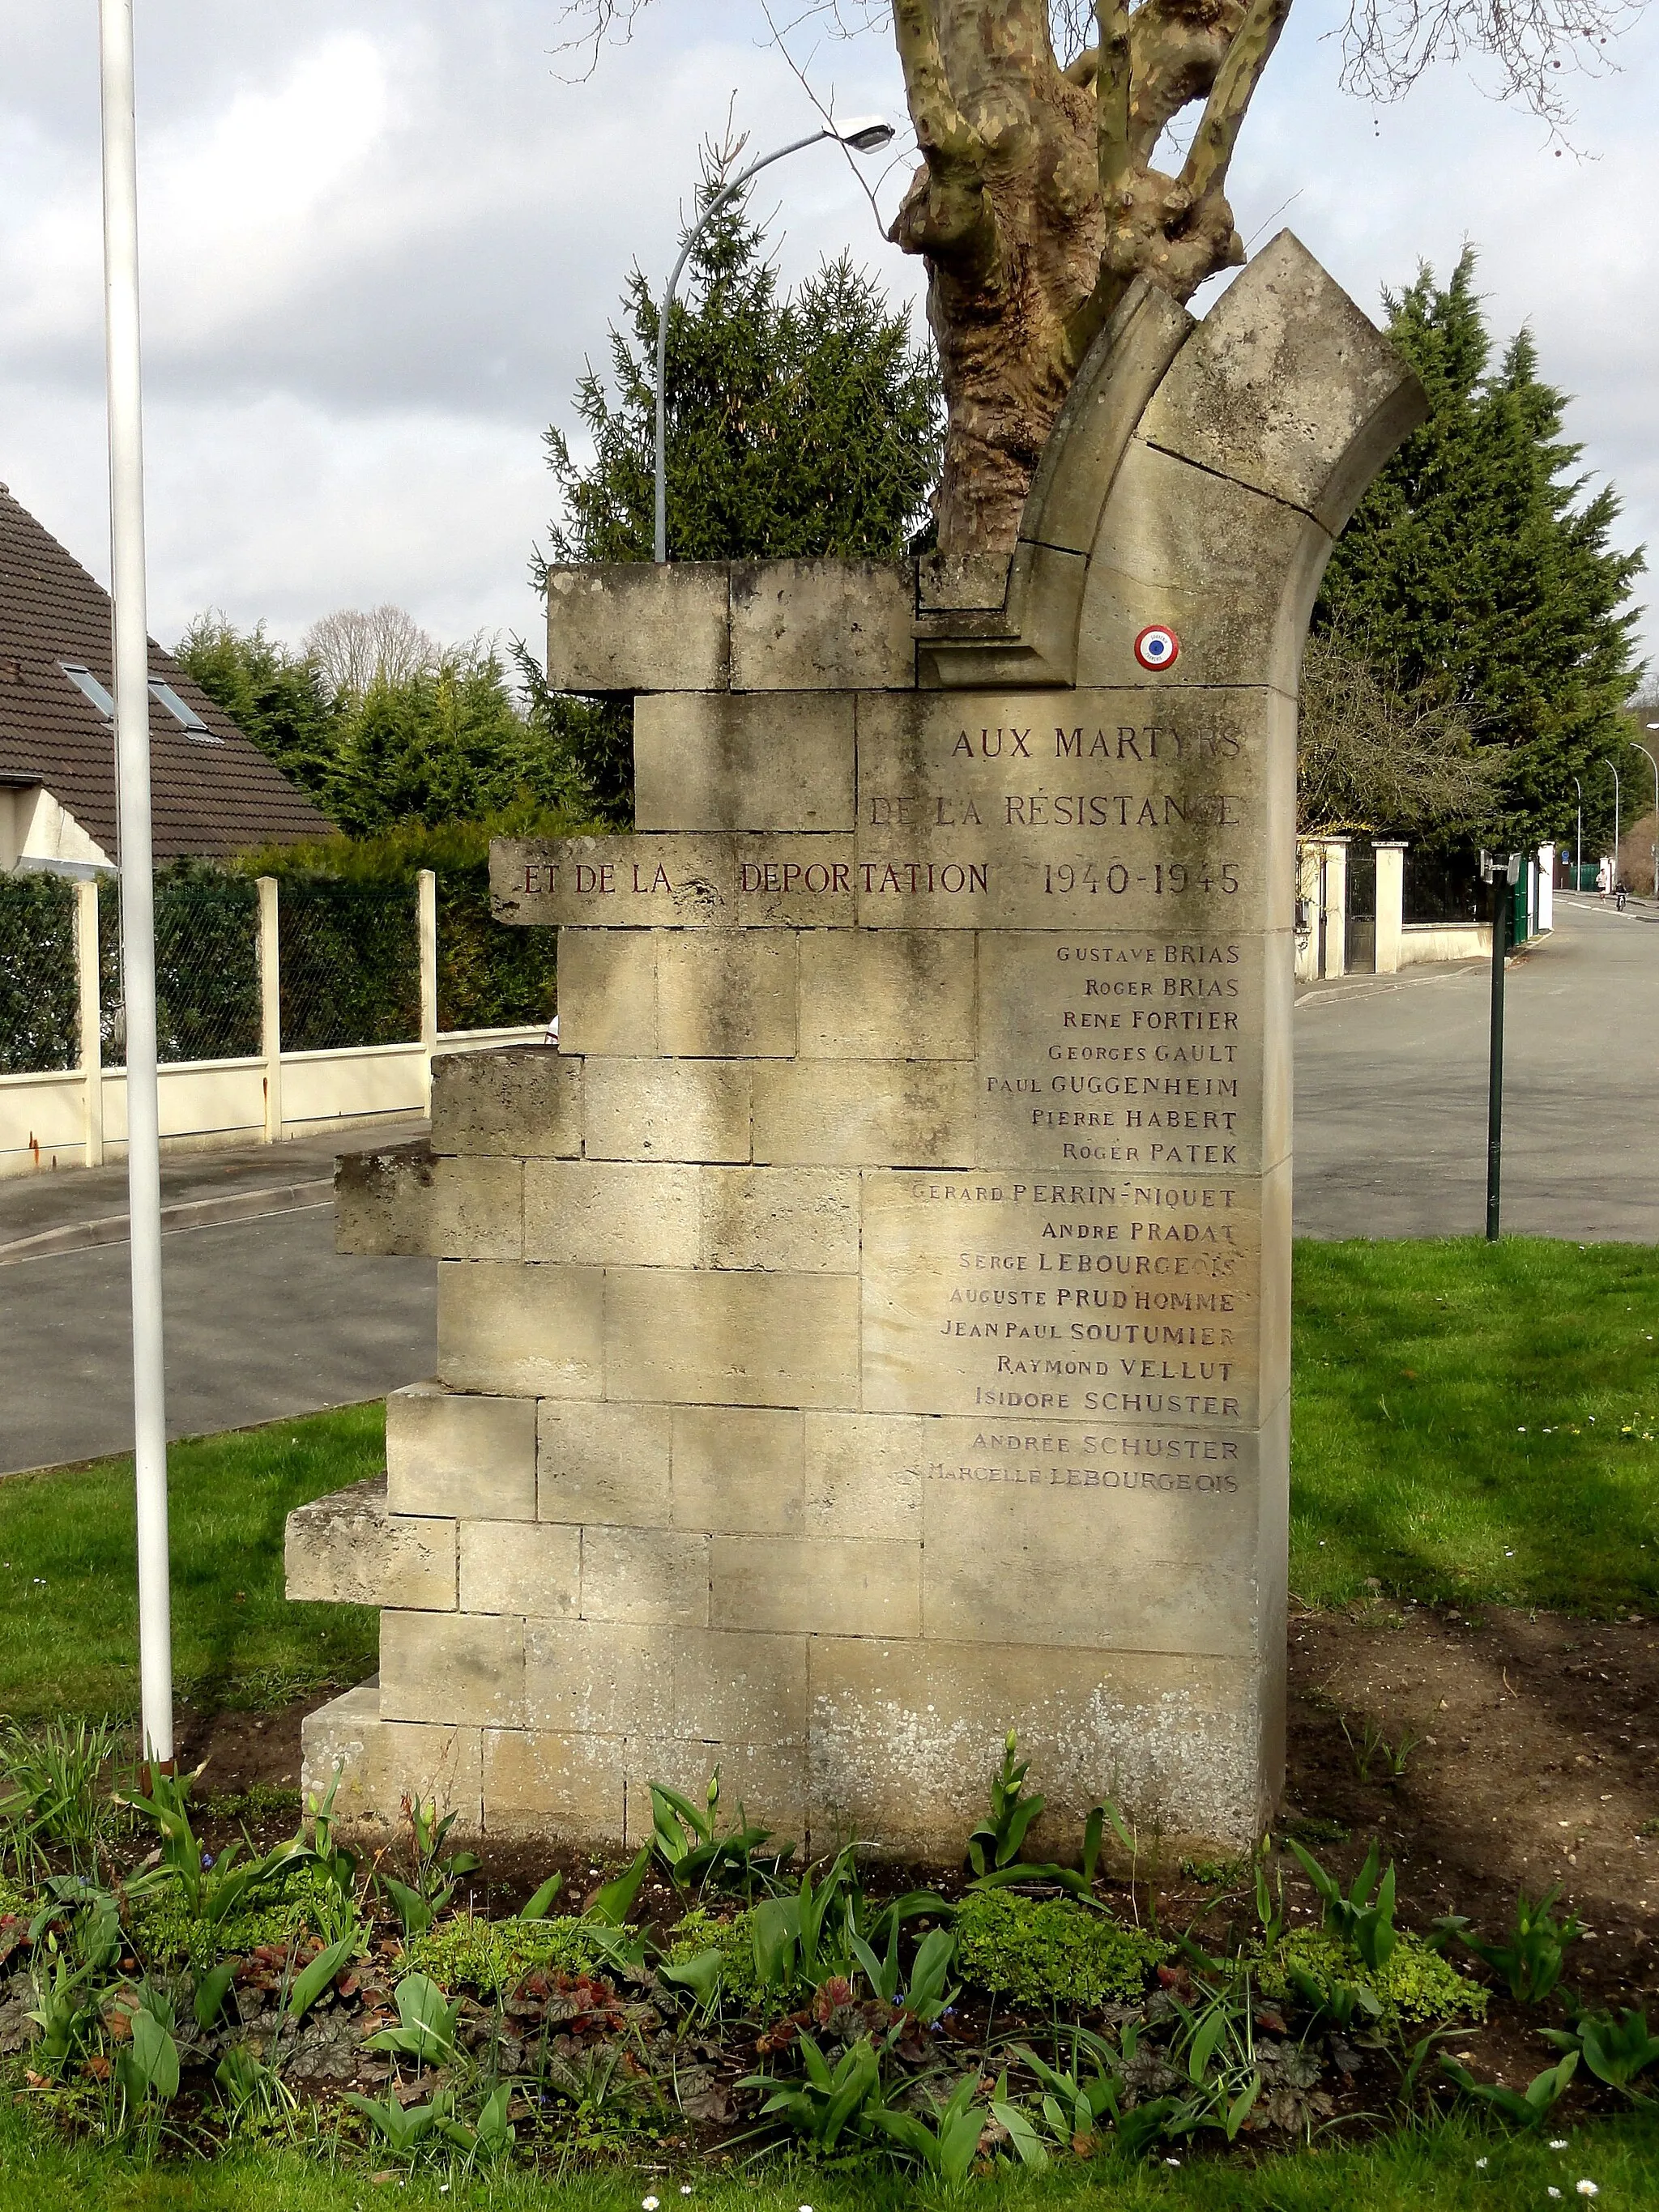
left=0, top=480, right=333, bottom=859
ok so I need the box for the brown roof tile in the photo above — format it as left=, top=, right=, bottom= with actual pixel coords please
left=0, top=480, right=334, bottom=860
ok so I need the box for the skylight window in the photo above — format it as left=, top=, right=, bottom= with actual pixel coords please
left=59, top=662, right=114, bottom=718
left=149, top=680, right=220, bottom=740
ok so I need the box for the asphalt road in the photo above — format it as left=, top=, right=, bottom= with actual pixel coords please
left=1294, top=892, right=1659, bottom=1240
left=0, top=1126, right=435, bottom=1477
left=0, top=895, right=1652, bottom=1474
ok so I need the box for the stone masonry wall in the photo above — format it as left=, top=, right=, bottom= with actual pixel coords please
left=289, top=236, right=1425, bottom=1859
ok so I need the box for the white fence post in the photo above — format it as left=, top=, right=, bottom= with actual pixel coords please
left=75, top=876, right=104, bottom=1167
left=417, top=868, right=437, bottom=1113
left=1372, top=840, right=1408, bottom=976
left=258, top=876, right=281, bottom=1143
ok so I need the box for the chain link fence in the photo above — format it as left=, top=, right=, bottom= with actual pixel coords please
left=97, top=871, right=260, bottom=1065
left=0, top=874, right=79, bottom=1075
left=3, top=861, right=548, bottom=1082
left=279, top=880, right=420, bottom=1051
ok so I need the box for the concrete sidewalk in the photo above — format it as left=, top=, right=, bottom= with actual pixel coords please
left=0, top=1122, right=436, bottom=1476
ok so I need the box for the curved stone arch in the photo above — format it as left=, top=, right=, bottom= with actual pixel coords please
left=917, top=233, right=1427, bottom=698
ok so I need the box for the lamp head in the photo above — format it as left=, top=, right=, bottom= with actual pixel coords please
left=835, top=115, right=895, bottom=152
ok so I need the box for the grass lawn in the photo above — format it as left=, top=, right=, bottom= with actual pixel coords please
left=1292, top=1238, right=1659, bottom=1613
left=0, top=1403, right=382, bottom=1722
left=0, top=1237, right=1653, bottom=1725
left=0, top=2103, right=1654, bottom=2211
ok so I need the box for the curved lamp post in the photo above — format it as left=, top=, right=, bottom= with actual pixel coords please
left=1641, top=726, right=1659, bottom=898
left=653, top=116, right=895, bottom=564
left=1604, top=757, right=1621, bottom=893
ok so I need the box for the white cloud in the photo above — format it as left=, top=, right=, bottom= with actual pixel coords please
left=0, top=1, right=1652, bottom=664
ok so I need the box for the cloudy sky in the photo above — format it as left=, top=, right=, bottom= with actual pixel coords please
left=0, top=2, right=1654, bottom=671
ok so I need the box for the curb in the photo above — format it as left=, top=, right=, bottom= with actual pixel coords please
left=0, top=1178, right=335, bottom=1267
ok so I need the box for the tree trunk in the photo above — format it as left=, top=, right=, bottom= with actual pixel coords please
left=889, top=0, right=1286, bottom=552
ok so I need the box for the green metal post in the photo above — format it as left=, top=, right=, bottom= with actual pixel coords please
left=1486, top=871, right=1509, bottom=1242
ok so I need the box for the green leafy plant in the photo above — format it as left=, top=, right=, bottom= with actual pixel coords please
left=1341, top=1714, right=1422, bottom=1783
left=1258, top=1925, right=1486, bottom=2031
left=1449, top=1886, right=1581, bottom=2004
left=400, top=1910, right=618, bottom=1996
left=1441, top=2049, right=1578, bottom=2125
left=0, top=1717, right=129, bottom=1876
left=287, top=1932, right=360, bottom=2021
left=121, top=1766, right=309, bottom=1928
left=1543, top=2006, right=1659, bottom=2092
left=954, top=1889, right=1167, bottom=2009
left=215, top=2042, right=298, bottom=2130
left=111, top=1982, right=181, bottom=2114
left=870, top=2069, right=986, bottom=2180
left=583, top=1846, right=651, bottom=1927
left=365, top=1971, right=462, bottom=2064
left=443, top=2082, right=516, bottom=2165
left=1015, top=2025, right=1129, bottom=2152
left=1286, top=1835, right=1399, bottom=1973
left=647, top=1769, right=792, bottom=1894
left=343, top=2088, right=454, bottom=2157
left=378, top=1797, right=482, bottom=1937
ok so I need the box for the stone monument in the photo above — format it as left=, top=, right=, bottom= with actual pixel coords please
left=288, top=234, right=1425, bottom=1857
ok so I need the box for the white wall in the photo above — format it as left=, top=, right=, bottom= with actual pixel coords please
left=0, top=1026, right=541, bottom=1178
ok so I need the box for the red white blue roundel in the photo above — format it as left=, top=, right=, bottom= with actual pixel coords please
left=1134, top=624, right=1179, bottom=671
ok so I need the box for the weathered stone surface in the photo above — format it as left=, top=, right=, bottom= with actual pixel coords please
left=382, top=1609, right=526, bottom=1728
left=853, top=688, right=1292, bottom=933
left=623, top=1741, right=808, bottom=1848
left=802, top=1411, right=927, bottom=1541
left=554, top=931, right=657, bottom=1056
left=671, top=1404, right=804, bottom=1532
left=493, top=834, right=855, bottom=930
left=458, top=1518, right=581, bottom=1617
left=1137, top=231, right=1428, bottom=535
left=699, top=1167, right=859, bottom=1272
left=386, top=1383, right=537, bottom=1520
left=430, top=1048, right=580, bottom=1157
left=583, top=1060, right=752, bottom=1165
left=524, top=1160, right=702, bottom=1268
left=483, top=1728, right=626, bottom=1842
left=751, top=1060, right=977, bottom=1168
left=604, top=1269, right=859, bottom=1408
left=796, top=931, right=975, bottom=1059
left=634, top=693, right=855, bottom=830
left=808, top=1639, right=1264, bottom=1856
left=301, top=1683, right=483, bottom=1839
left=578, top=1526, right=711, bottom=1626
left=335, top=1146, right=522, bottom=1260
left=538, top=1400, right=672, bottom=1528
left=285, top=1477, right=456, bottom=1610
left=545, top=562, right=728, bottom=693
left=730, top=560, right=914, bottom=690
left=438, top=1261, right=603, bottom=1398
left=656, top=932, right=798, bottom=1058
left=712, top=1535, right=922, bottom=1639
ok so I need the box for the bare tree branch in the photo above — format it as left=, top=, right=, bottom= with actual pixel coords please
left=1337, top=0, right=1643, bottom=127
left=1180, top=0, right=1293, bottom=199
left=1094, top=0, right=1134, bottom=201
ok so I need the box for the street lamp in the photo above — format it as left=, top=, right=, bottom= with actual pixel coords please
left=652, top=116, right=896, bottom=564
left=1641, top=725, right=1659, bottom=899
left=1604, top=757, right=1621, bottom=896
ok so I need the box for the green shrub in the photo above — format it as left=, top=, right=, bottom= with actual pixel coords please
left=130, top=1863, right=335, bottom=1971
left=667, top=1906, right=770, bottom=2014
left=953, top=1890, right=1169, bottom=2009
left=1257, top=1925, right=1487, bottom=2027
left=399, top=1912, right=624, bottom=1995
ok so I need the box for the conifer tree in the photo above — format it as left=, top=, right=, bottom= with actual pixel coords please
left=1316, top=252, right=1645, bottom=846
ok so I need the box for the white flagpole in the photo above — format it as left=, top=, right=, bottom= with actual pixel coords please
left=99, top=0, right=173, bottom=1768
